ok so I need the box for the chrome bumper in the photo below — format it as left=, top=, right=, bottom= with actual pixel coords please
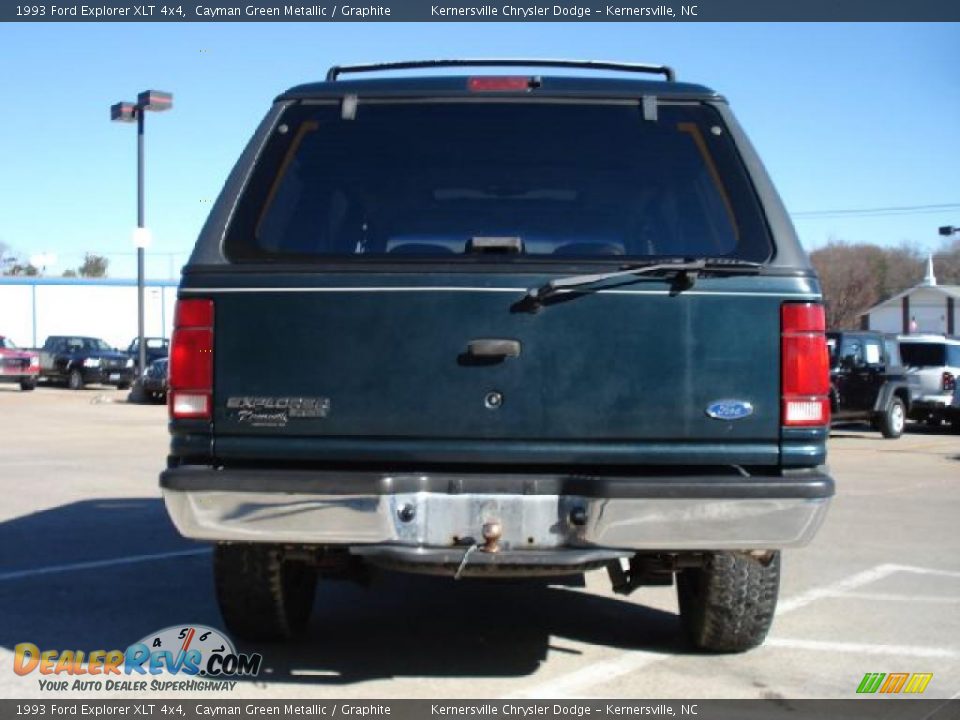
left=162, top=473, right=831, bottom=551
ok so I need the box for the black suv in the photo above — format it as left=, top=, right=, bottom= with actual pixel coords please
left=160, top=60, right=834, bottom=653
left=827, top=331, right=912, bottom=438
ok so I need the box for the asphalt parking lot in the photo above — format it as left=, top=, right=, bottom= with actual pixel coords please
left=1, top=386, right=958, bottom=700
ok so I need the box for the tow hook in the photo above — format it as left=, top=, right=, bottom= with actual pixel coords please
left=481, top=521, right=502, bottom=553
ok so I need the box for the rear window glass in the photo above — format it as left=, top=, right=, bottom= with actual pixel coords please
left=900, top=342, right=946, bottom=367
left=225, top=100, right=772, bottom=263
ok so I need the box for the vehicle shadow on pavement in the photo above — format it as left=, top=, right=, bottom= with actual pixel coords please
left=0, top=498, right=687, bottom=684
left=252, top=572, right=687, bottom=684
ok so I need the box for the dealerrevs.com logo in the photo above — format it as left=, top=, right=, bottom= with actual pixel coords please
left=14, top=625, right=262, bottom=692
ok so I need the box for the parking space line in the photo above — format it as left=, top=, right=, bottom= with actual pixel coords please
left=765, top=638, right=960, bottom=659
left=776, top=563, right=901, bottom=614
left=507, top=562, right=960, bottom=699
left=836, top=591, right=960, bottom=604
left=507, top=564, right=898, bottom=698
left=886, top=564, right=960, bottom=579
left=0, top=548, right=210, bottom=582
left=503, top=650, right=663, bottom=699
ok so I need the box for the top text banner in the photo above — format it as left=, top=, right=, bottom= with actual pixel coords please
left=5, top=0, right=960, bottom=21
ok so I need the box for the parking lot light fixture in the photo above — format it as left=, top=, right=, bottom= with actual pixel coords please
left=938, top=225, right=959, bottom=237
left=110, top=90, right=173, bottom=376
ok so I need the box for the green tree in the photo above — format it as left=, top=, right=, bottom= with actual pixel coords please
left=77, top=253, right=109, bottom=278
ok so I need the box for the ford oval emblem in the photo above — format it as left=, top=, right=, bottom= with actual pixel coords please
left=706, top=400, right=754, bottom=421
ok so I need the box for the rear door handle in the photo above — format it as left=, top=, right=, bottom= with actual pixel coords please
left=467, top=339, right=521, bottom=358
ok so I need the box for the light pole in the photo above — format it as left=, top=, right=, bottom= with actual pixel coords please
left=110, top=90, right=172, bottom=374
left=939, top=226, right=959, bottom=237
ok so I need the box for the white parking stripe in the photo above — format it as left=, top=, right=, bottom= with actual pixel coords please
left=835, top=592, right=960, bottom=604
left=508, top=562, right=958, bottom=699
left=0, top=548, right=210, bottom=582
left=504, top=650, right=663, bottom=699
left=765, top=638, right=960, bottom=659
left=887, top=564, right=960, bottom=579
left=776, top=563, right=902, bottom=613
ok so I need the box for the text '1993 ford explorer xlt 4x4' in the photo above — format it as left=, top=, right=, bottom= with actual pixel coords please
left=160, top=60, right=834, bottom=653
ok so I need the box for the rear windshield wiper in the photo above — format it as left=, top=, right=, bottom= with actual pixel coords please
left=526, top=258, right=763, bottom=307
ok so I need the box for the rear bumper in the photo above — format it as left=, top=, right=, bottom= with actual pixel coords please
left=161, top=466, right=833, bottom=552
left=0, top=367, right=37, bottom=379
left=910, top=396, right=953, bottom=414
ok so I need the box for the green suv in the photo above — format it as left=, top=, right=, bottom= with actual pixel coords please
left=160, top=60, right=834, bottom=653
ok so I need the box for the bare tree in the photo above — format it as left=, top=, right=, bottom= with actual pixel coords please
left=934, top=238, right=960, bottom=285
left=810, top=241, right=880, bottom=329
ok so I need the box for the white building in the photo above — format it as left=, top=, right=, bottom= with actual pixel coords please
left=0, top=277, right=178, bottom=350
left=862, top=256, right=958, bottom=336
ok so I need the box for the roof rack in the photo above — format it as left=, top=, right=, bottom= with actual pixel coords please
left=325, top=59, right=676, bottom=83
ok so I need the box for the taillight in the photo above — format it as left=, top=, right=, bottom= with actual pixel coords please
left=169, top=298, right=213, bottom=420
left=781, top=303, right=830, bottom=427
left=944, top=372, right=956, bottom=393
left=467, top=76, right=533, bottom=92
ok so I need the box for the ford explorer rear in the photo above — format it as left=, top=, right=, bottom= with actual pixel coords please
left=160, top=60, right=834, bottom=653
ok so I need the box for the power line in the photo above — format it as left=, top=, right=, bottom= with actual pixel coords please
left=792, top=202, right=960, bottom=219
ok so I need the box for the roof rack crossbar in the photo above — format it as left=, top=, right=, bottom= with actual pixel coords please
left=325, top=59, right=676, bottom=83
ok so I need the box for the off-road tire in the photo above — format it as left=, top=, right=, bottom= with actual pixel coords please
left=67, top=369, right=84, bottom=391
left=19, top=378, right=37, bottom=391
left=878, top=397, right=906, bottom=439
left=213, top=543, right=317, bottom=642
left=677, top=551, right=780, bottom=653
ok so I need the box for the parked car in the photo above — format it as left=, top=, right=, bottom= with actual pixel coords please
left=898, top=334, right=960, bottom=426
left=0, top=336, right=39, bottom=391
left=126, top=337, right=169, bottom=373
left=826, top=331, right=912, bottom=438
left=160, top=59, right=835, bottom=653
left=37, top=335, right=136, bottom=390
left=140, top=358, right=168, bottom=402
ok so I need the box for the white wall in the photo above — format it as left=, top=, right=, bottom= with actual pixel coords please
left=0, top=281, right=177, bottom=350
left=0, top=285, right=34, bottom=347
left=867, top=287, right=950, bottom=335
left=868, top=304, right=902, bottom=334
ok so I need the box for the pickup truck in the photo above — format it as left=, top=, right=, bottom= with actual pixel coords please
left=126, top=337, right=170, bottom=373
left=37, top=335, right=136, bottom=390
left=161, top=59, right=834, bottom=653
left=0, top=336, right=39, bottom=391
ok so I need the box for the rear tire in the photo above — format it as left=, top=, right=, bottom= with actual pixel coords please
left=213, top=543, right=317, bottom=642
left=67, top=369, right=84, bottom=391
left=677, top=551, right=780, bottom=653
left=879, top=397, right=906, bottom=439
left=19, top=378, right=37, bottom=391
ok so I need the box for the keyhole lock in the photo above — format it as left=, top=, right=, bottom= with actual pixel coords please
left=484, top=391, right=503, bottom=410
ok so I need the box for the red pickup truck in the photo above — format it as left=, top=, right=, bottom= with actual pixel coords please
left=0, top=336, right=39, bottom=391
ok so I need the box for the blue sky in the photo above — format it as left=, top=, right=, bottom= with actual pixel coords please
left=0, top=22, right=958, bottom=278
